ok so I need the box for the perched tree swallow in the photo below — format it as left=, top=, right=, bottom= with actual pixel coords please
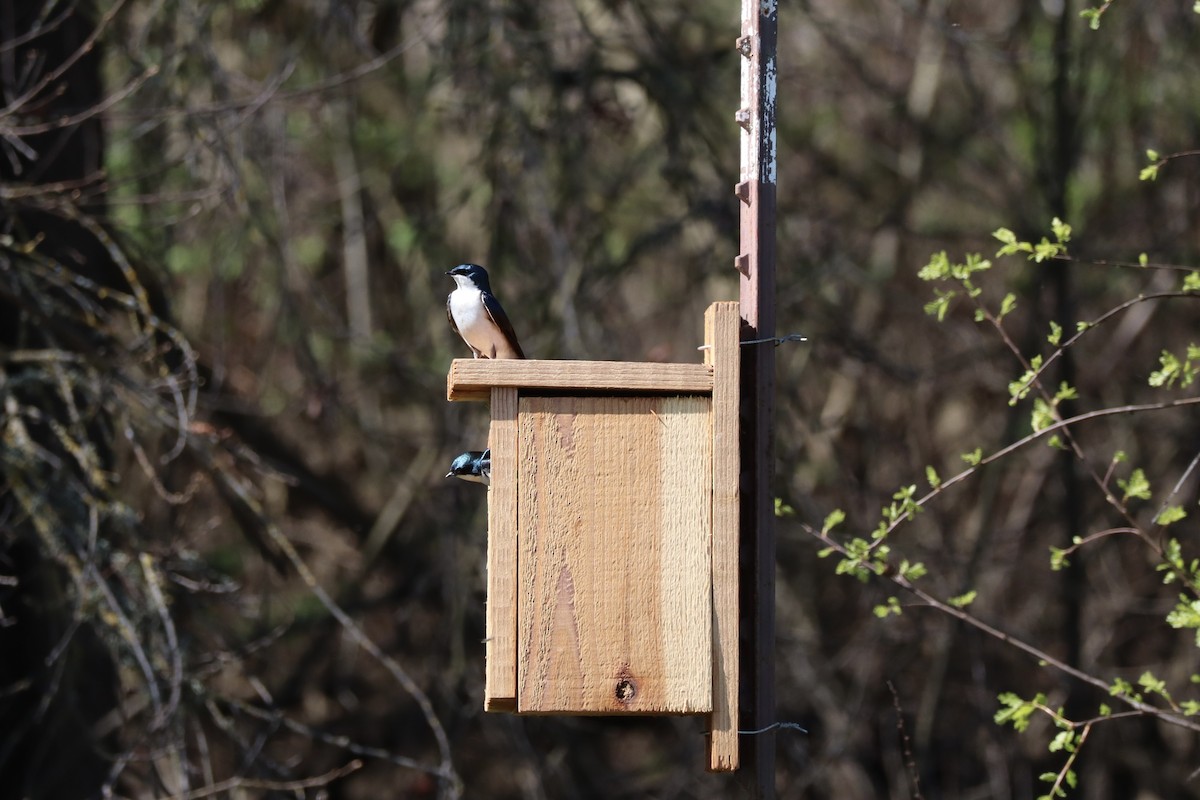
left=446, top=449, right=491, bottom=485
left=446, top=263, right=526, bottom=359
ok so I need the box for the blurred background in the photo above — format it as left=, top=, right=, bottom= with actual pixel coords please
left=2, top=0, right=1199, bottom=797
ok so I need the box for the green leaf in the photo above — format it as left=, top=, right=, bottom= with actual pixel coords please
left=1049, top=547, right=1069, bottom=571
left=1033, top=238, right=1065, bottom=262
left=924, top=289, right=955, bottom=321
left=1050, top=217, right=1072, bottom=244
left=994, top=228, right=1035, bottom=258
left=873, top=596, right=903, bottom=618
left=949, top=589, right=977, bottom=608
left=1117, top=468, right=1151, bottom=502
left=1047, top=321, right=1063, bottom=346
left=995, top=692, right=1044, bottom=732
left=774, top=497, right=796, bottom=517
left=1185, top=272, right=1200, bottom=292
left=918, top=251, right=951, bottom=281
left=1156, top=506, right=1187, bottom=526
left=1031, top=398, right=1056, bottom=433
left=926, top=465, right=942, bottom=489
left=1138, top=670, right=1172, bottom=702
left=1150, top=350, right=1181, bottom=387
left=999, top=292, right=1017, bottom=320
left=1138, top=252, right=1149, bottom=266
left=1140, top=164, right=1160, bottom=181
left=1054, top=381, right=1079, bottom=403
left=1166, top=596, right=1200, bottom=646
left=821, top=509, right=846, bottom=534
left=1146, top=149, right=1160, bottom=162
left=962, top=448, right=983, bottom=466
left=834, top=540, right=877, bottom=582
left=1109, top=676, right=1142, bottom=702
left=958, top=252, right=992, bottom=278
left=1008, top=355, right=1044, bottom=405
left=1048, top=730, right=1076, bottom=753
left=1149, top=346, right=1200, bottom=388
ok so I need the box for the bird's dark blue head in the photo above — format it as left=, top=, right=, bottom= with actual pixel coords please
left=446, top=450, right=490, bottom=482
left=446, top=263, right=492, bottom=293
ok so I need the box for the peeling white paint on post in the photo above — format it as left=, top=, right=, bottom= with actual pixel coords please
left=763, top=53, right=777, bottom=186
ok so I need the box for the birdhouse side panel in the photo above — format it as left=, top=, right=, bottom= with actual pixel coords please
left=484, top=387, right=519, bottom=710
left=517, top=395, right=712, bottom=714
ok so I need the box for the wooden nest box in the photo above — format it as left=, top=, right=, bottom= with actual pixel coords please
left=447, top=301, right=741, bottom=771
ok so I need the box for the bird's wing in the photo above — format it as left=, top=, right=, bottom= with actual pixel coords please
left=446, top=294, right=460, bottom=335
left=481, top=292, right=526, bottom=358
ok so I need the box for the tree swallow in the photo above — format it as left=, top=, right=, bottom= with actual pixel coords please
left=446, top=263, right=526, bottom=359
left=446, top=449, right=491, bottom=485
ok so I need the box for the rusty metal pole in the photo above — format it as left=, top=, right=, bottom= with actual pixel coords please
left=735, top=0, right=777, bottom=796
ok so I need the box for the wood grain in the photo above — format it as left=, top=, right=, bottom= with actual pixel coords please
left=447, top=359, right=713, bottom=401
left=706, top=301, right=741, bottom=770
left=517, top=395, right=713, bottom=713
left=485, top=387, right=518, bottom=710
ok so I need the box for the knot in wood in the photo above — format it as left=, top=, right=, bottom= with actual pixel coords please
left=615, top=678, right=637, bottom=703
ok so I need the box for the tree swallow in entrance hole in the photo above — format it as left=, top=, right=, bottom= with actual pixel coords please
left=446, top=263, right=526, bottom=359
left=446, top=449, right=491, bottom=485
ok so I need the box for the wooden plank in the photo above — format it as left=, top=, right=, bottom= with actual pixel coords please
left=484, top=387, right=518, bottom=710
left=706, top=302, right=741, bottom=770
left=447, top=359, right=713, bottom=402
left=517, top=395, right=712, bottom=714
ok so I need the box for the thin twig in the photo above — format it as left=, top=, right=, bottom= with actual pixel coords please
left=163, top=759, right=363, bottom=800
left=1045, top=723, right=1091, bottom=799
left=139, top=553, right=183, bottom=730
left=188, top=440, right=462, bottom=797
left=1, top=65, right=160, bottom=137
left=874, top=395, right=1200, bottom=544
left=887, top=680, right=924, bottom=800
left=220, top=696, right=451, bottom=775
left=805, top=524, right=1200, bottom=736
left=1150, top=448, right=1200, bottom=537
left=0, top=0, right=129, bottom=120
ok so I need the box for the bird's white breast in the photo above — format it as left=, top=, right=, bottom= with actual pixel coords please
left=449, top=286, right=498, bottom=356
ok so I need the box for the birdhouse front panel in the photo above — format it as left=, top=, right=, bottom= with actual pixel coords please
left=516, top=395, right=713, bottom=714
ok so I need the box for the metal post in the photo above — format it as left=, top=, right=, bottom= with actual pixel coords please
left=735, top=0, right=777, bottom=796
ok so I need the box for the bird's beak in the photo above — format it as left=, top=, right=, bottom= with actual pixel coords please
left=445, top=270, right=454, bottom=276
left=445, top=471, right=454, bottom=478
